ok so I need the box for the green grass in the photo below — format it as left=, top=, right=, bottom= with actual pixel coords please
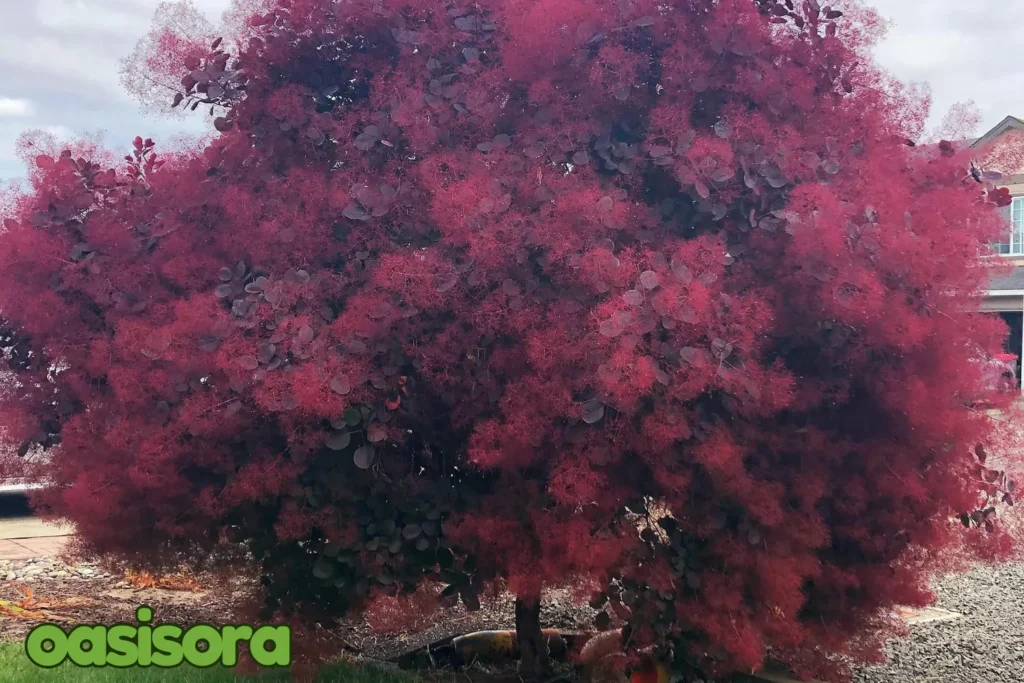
left=0, top=642, right=421, bottom=683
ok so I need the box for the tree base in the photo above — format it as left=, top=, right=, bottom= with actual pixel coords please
left=516, top=598, right=553, bottom=679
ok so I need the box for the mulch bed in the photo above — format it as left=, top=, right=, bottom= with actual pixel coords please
left=0, top=559, right=245, bottom=643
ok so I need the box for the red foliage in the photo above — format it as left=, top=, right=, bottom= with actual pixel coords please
left=1, top=0, right=1021, bottom=679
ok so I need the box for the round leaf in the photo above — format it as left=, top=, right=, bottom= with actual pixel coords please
left=343, top=204, right=369, bottom=221
left=326, top=431, right=351, bottom=451
left=353, top=445, right=375, bottom=469
left=312, top=559, right=334, bottom=580
left=582, top=399, right=605, bottom=424
left=367, top=423, right=387, bottom=443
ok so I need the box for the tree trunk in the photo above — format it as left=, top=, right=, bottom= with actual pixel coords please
left=515, top=597, right=551, bottom=679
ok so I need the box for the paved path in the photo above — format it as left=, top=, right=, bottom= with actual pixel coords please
left=0, top=516, right=73, bottom=560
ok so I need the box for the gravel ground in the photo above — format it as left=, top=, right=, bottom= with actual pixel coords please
left=0, top=555, right=108, bottom=583
left=855, top=562, right=1024, bottom=683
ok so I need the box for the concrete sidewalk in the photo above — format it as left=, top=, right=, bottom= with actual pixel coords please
left=0, top=516, right=73, bottom=560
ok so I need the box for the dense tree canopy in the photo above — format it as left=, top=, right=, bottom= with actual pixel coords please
left=1, top=0, right=1020, bottom=679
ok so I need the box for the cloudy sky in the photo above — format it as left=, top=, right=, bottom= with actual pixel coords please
left=1, top=0, right=1022, bottom=181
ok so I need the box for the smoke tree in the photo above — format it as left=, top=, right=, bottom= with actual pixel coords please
left=1, top=0, right=1019, bottom=679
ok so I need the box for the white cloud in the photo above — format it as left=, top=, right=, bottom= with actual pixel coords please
left=0, top=0, right=228, bottom=180
left=43, top=125, right=73, bottom=140
left=0, top=98, right=33, bottom=118
left=35, top=0, right=155, bottom=36
left=0, top=0, right=1021, bottom=179
left=870, top=0, right=1024, bottom=136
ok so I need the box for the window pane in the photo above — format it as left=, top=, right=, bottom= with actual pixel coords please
left=992, top=198, right=1020, bottom=254
left=1011, top=198, right=1024, bottom=254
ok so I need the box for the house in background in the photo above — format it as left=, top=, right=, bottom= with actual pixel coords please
left=973, top=115, right=1024, bottom=386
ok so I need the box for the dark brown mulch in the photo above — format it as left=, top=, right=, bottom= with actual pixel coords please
left=0, top=569, right=247, bottom=643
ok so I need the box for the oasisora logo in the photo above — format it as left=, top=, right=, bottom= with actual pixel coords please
left=24, top=606, right=291, bottom=668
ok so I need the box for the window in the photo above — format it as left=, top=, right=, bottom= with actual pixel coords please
left=995, top=196, right=1024, bottom=255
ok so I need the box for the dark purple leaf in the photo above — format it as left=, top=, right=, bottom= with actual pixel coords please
left=599, top=320, right=621, bottom=338
left=710, top=168, right=734, bottom=183
left=244, top=276, right=268, bottom=293
left=671, top=259, right=693, bottom=283
left=680, top=347, right=704, bottom=365
left=436, top=273, right=458, bottom=293
left=343, top=204, right=369, bottom=221
left=353, top=446, right=375, bottom=469
left=581, top=399, right=605, bottom=424
left=326, top=431, right=351, bottom=451
left=677, top=130, right=696, bottom=153
left=330, top=377, right=351, bottom=396
left=257, top=343, right=276, bottom=363
left=198, top=337, right=221, bottom=353
left=367, top=423, right=387, bottom=443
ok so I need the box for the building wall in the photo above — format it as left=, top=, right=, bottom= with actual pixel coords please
left=983, top=294, right=1024, bottom=312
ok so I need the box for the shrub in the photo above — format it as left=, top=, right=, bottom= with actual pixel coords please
left=1, top=0, right=1019, bottom=680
